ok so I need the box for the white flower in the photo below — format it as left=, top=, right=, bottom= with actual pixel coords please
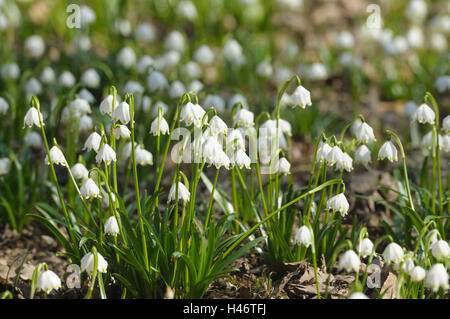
left=0, top=97, right=8, bottom=115
left=443, top=115, right=450, bottom=134
left=147, top=71, right=168, bottom=93
left=80, top=5, right=96, bottom=27
left=165, top=30, right=185, bottom=52
left=70, top=98, right=91, bottom=115
left=71, top=163, right=89, bottom=180
left=117, top=46, right=136, bottom=69
left=426, top=229, right=439, bottom=246
left=355, top=122, right=376, bottom=144
left=215, top=150, right=231, bottom=169
left=347, top=292, right=369, bottom=299
left=414, top=103, right=435, bottom=125
left=168, top=181, right=190, bottom=203
left=406, top=26, right=424, bottom=48
left=336, top=152, right=353, bottom=172
left=326, top=146, right=343, bottom=167
left=209, top=115, right=228, bottom=136
left=96, top=144, right=117, bottom=165
left=425, top=263, right=449, bottom=292
left=81, top=252, right=108, bottom=274
left=358, top=238, right=374, bottom=258
left=203, top=136, right=222, bottom=163
left=338, top=250, right=361, bottom=272
left=431, top=240, right=450, bottom=260
left=100, top=95, right=117, bottom=116
left=228, top=94, right=248, bottom=109
left=232, top=149, right=251, bottom=169
left=79, top=89, right=95, bottom=103
left=335, top=30, right=354, bottom=49
left=136, top=55, right=154, bottom=74
left=294, top=226, right=312, bottom=247
left=256, top=60, right=273, bottom=77
left=150, top=115, right=170, bottom=136
left=434, top=76, right=450, bottom=93
left=135, top=22, right=156, bottom=43
left=24, top=131, right=42, bottom=148
left=80, top=178, right=101, bottom=199
left=102, top=193, right=116, bottom=209
left=181, top=102, right=205, bottom=127
left=223, top=39, right=244, bottom=64
left=326, top=193, right=350, bottom=217
left=177, top=1, right=198, bottom=20
left=290, top=85, right=312, bottom=108
left=307, top=62, right=328, bottom=81
left=378, top=141, right=398, bottom=162
left=79, top=115, right=93, bottom=132
left=401, top=256, right=415, bottom=274
left=276, top=157, right=291, bottom=175
left=1, top=62, right=20, bottom=80
left=124, top=81, right=144, bottom=96
left=45, top=146, right=67, bottom=166
left=84, top=132, right=102, bottom=152
left=233, top=109, right=254, bottom=127
left=188, top=80, right=203, bottom=94
left=115, top=18, right=132, bottom=36
left=260, top=119, right=292, bottom=137
left=404, top=101, right=418, bottom=118
left=181, top=61, right=202, bottom=79
left=80, top=68, right=100, bottom=88
left=0, top=158, right=11, bottom=176
left=59, top=71, right=76, bottom=88
left=40, top=67, right=55, bottom=84
left=443, top=135, right=450, bottom=153
left=104, top=216, right=119, bottom=237
left=227, top=129, right=245, bottom=150
left=37, top=270, right=61, bottom=294
left=112, top=101, right=130, bottom=124
left=25, top=78, right=42, bottom=96
left=410, top=266, right=426, bottom=282
left=115, top=125, right=131, bottom=139
left=24, top=35, right=45, bottom=58
left=135, top=146, right=153, bottom=166
left=354, top=145, right=371, bottom=165
left=383, top=242, right=404, bottom=265
left=169, top=81, right=186, bottom=99
left=421, top=131, right=444, bottom=151
left=24, top=107, right=43, bottom=127
left=194, top=45, right=214, bottom=66
left=316, top=141, right=331, bottom=164
left=405, top=0, right=427, bottom=23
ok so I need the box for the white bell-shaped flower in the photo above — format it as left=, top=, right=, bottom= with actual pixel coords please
left=326, top=193, right=350, bottom=216
left=24, top=107, right=43, bottom=127
left=96, top=144, right=117, bottom=165
left=421, top=131, right=443, bottom=151
left=347, top=292, right=369, bottom=299
left=383, top=242, right=404, bottom=265
left=316, top=141, right=331, bottom=164
left=338, top=250, right=361, bottom=272
left=414, top=103, right=435, bottom=124
left=443, top=115, right=450, bottom=134
left=425, top=263, right=449, bottom=292
left=378, top=141, right=398, bottom=162
left=115, top=125, right=131, bottom=139
left=150, top=116, right=170, bottom=136
left=80, top=178, right=101, bottom=199
left=100, top=95, right=118, bottom=116
left=233, top=109, right=254, bottom=127
left=276, top=157, right=291, bottom=175
left=104, top=216, right=119, bottom=237
left=24, top=131, right=42, bottom=148
left=354, top=145, right=371, bottom=165
left=180, top=102, right=205, bottom=127
left=355, top=122, right=376, bottom=144
left=290, top=85, right=312, bottom=108
left=168, top=181, right=190, bottom=203
left=112, top=101, right=130, bottom=124
left=294, top=226, right=312, bottom=248
left=71, top=163, right=89, bottom=180
left=0, top=158, right=11, bottom=176
left=431, top=240, right=450, bottom=260
left=410, top=266, right=426, bottom=282
left=84, top=132, right=101, bottom=152
left=70, top=98, right=91, bottom=115
left=81, top=68, right=100, bottom=88
left=442, top=135, right=450, bottom=153
left=0, top=97, right=9, bottom=115
left=215, top=150, right=231, bottom=169
left=81, top=252, right=108, bottom=274
left=336, top=152, right=353, bottom=172
left=209, top=115, right=228, bottom=136
left=135, top=146, right=153, bottom=166
left=326, top=145, right=343, bottom=167
left=194, top=45, right=214, bottom=66
left=358, top=238, right=374, bottom=258
left=79, top=115, right=93, bottom=132
left=37, top=270, right=61, bottom=294
left=227, top=129, right=245, bottom=151
left=45, top=146, right=67, bottom=166
left=232, top=149, right=251, bottom=169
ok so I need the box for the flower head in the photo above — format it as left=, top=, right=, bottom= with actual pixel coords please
left=100, top=95, right=117, bottom=116
left=84, top=132, right=101, bottom=152
left=316, top=141, right=331, bottom=164
left=231, top=149, right=251, bottom=169
left=81, top=252, right=108, bottom=274
left=71, top=163, right=89, bottom=180
left=355, top=122, right=376, bottom=144
left=378, top=141, right=398, bottom=162
left=115, top=125, right=131, bottom=139
left=150, top=115, right=170, bottom=136
left=0, top=158, right=11, bottom=176
left=358, top=238, right=374, bottom=258
left=338, top=250, right=360, bottom=272
left=104, top=216, right=119, bottom=237
left=431, top=240, right=450, bottom=260
left=168, top=181, right=190, bottom=203
left=354, top=145, right=371, bottom=165
left=24, top=107, right=43, bottom=128
left=290, top=85, right=312, bottom=108
left=425, top=263, right=449, bottom=292
left=383, top=242, right=404, bottom=265
left=294, top=226, right=312, bottom=247
left=45, top=146, right=67, bottom=166
left=414, top=103, right=435, bottom=124
left=233, top=109, right=254, bottom=127
left=96, top=144, right=117, bottom=165
left=135, top=146, right=153, bottom=166
left=410, top=266, right=426, bottom=282
left=37, top=270, right=61, bottom=294
left=80, top=178, right=101, bottom=199
left=112, top=101, right=130, bottom=124
left=326, top=193, right=350, bottom=216
left=326, top=146, right=344, bottom=167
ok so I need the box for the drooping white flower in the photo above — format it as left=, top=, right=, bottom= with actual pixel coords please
left=294, top=225, right=312, bottom=247
left=135, top=146, right=153, bottom=166
left=168, top=181, right=190, bottom=203
left=136, top=55, right=154, bottom=74
left=45, top=146, right=67, bottom=166
left=307, top=62, right=328, bottom=81
left=400, top=255, right=415, bottom=274
left=81, top=252, right=108, bottom=274
left=228, top=94, right=248, bottom=110
left=426, top=229, right=440, bottom=246
left=0, top=97, right=9, bottom=115
left=421, top=131, right=444, bottom=151
left=404, top=101, right=418, bottom=118
left=40, top=66, right=55, bottom=84
left=0, top=158, right=11, bottom=176
left=335, top=30, right=355, bottom=49
left=326, top=146, right=344, bottom=167
left=355, top=122, right=376, bottom=144
left=169, top=81, right=186, bottom=99
left=276, top=157, right=291, bottom=175
left=425, top=263, right=449, bottom=292
left=326, top=193, right=350, bottom=217
left=231, top=149, right=251, bottom=169
left=164, top=30, right=185, bottom=52
left=80, top=178, right=101, bottom=199
left=81, top=68, right=100, bottom=88
left=71, top=163, right=89, bottom=180
left=223, top=39, right=244, bottom=65
left=214, top=150, right=231, bottom=170
left=80, top=5, right=96, bottom=27
left=338, top=250, right=361, bottom=272
left=256, top=60, right=273, bottom=77
left=147, top=71, right=169, bottom=93
left=443, top=115, right=450, bottom=134
left=354, top=145, right=371, bottom=165
left=96, top=144, right=117, bottom=165
left=104, top=216, right=119, bottom=237
left=117, top=46, right=136, bottom=69
left=37, top=270, right=61, bottom=294
left=24, top=35, right=45, bottom=58
left=181, top=61, right=202, bottom=80
left=383, top=242, right=404, bottom=265
left=203, top=136, right=222, bottom=164
left=25, top=78, right=42, bottom=96
left=209, top=115, right=228, bottom=136
left=70, top=98, right=91, bottom=115
left=378, top=141, right=398, bottom=162
left=414, top=103, right=435, bottom=125
left=112, top=101, right=130, bottom=124
left=410, top=266, right=426, bottom=282
left=78, top=89, right=95, bottom=103
left=290, top=85, right=312, bottom=108
left=102, top=192, right=116, bottom=210
left=431, top=240, right=450, bottom=260
left=316, top=141, right=331, bottom=164
left=233, top=109, right=254, bottom=127
left=336, top=152, right=353, bottom=172
left=176, top=1, right=198, bottom=20
left=84, top=132, right=102, bottom=152
left=24, top=131, right=42, bottom=148
left=79, top=115, right=93, bottom=132
left=181, top=102, right=206, bottom=127
left=260, top=119, right=292, bottom=137
left=358, top=238, right=374, bottom=258
left=100, top=95, right=117, bottom=116
left=115, top=125, right=130, bottom=140
left=59, top=71, right=76, bottom=88
left=434, top=76, right=450, bottom=93
left=443, top=135, right=450, bottom=153
left=405, top=0, right=427, bottom=23
left=150, top=116, right=170, bottom=136
left=24, top=107, right=43, bottom=127
left=227, top=129, right=245, bottom=151
left=203, top=95, right=226, bottom=113
left=347, top=292, right=369, bottom=299
left=194, top=45, right=214, bottom=66
left=0, top=62, right=20, bottom=80
left=135, top=22, right=155, bottom=43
